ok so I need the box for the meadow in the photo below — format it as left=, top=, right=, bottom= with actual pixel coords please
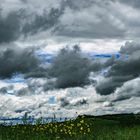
left=0, top=114, right=140, bottom=140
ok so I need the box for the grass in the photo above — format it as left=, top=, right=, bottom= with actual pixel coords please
left=0, top=114, right=140, bottom=140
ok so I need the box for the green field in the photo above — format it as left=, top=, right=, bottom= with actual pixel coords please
left=0, top=114, right=140, bottom=140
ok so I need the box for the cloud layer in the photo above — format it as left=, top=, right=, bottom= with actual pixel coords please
left=0, top=84, right=140, bottom=119
left=1, top=0, right=140, bottom=41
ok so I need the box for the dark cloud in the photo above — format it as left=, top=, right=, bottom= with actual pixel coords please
left=22, top=8, right=63, bottom=36
left=96, top=41, right=140, bottom=95
left=0, top=10, right=21, bottom=43
left=107, top=56, right=140, bottom=77
left=120, top=41, right=140, bottom=55
left=0, top=6, right=64, bottom=43
left=0, top=46, right=40, bottom=78
left=48, top=45, right=92, bottom=88
left=96, top=75, right=134, bottom=95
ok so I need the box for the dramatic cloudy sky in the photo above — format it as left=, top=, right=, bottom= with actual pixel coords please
left=0, top=0, right=140, bottom=119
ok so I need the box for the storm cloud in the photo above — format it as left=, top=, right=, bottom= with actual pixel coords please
left=0, top=10, right=21, bottom=43
left=96, top=41, right=140, bottom=95
left=48, top=46, right=92, bottom=88
left=0, top=46, right=40, bottom=78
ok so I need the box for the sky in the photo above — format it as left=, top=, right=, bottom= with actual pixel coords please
left=0, top=0, right=140, bottom=119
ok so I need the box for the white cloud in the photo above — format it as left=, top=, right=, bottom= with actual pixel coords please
left=16, top=38, right=126, bottom=54
left=111, top=77, right=140, bottom=101
left=0, top=84, right=139, bottom=119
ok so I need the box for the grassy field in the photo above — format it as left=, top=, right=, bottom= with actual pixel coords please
left=0, top=114, right=140, bottom=140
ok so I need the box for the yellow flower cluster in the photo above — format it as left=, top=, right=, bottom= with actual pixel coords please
left=11, top=115, right=92, bottom=137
